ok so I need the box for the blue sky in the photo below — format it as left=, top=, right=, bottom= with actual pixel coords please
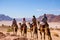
left=0, top=0, right=60, bottom=18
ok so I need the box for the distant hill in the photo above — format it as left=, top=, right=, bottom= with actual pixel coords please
left=0, top=14, right=12, bottom=21
left=15, top=14, right=60, bottom=22
left=0, top=14, right=60, bottom=22
left=38, top=14, right=60, bottom=22
left=15, top=18, right=32, bottom=22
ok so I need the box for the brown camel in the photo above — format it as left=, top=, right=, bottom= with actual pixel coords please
left=45, top=23, right=52, bottom=40
left=32, top=15, right=38, bottom=40
left=32, top=23, right=38, bottom=40
left=38, top=22, right=52, bottom=40
left=28, top=22, right=33, bottom=38
left=19, top=23, right=23, bottom=36
left=21, top=23, right=27, bottom=37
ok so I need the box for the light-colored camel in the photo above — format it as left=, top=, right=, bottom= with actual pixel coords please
left=38, top=21, right=52, bottom=40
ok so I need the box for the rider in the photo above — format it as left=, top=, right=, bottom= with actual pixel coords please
left=12, top=18, right=17, bottom=26
left=32, top=15, right=37, bottom=26
left=12, top=18, right=18, bottom=29
left=21, top=18, right=27, bottom=36
left=42, top=14, right=48, bottom=25
left=23, top=18, right=26, bottom=24
left=12, top=18, right=18, bottom=34
left=21, top=18, right=26, bottom=29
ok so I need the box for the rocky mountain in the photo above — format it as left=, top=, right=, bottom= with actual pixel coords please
left=0, top=14, right=12, bottom=21
left=15, top=14, right=60, bottom=22
left=15, top=18, right=32, bottom=22
left=38, top=14, right=60, bottom=22
left=0, top=14, right=60, bottom=22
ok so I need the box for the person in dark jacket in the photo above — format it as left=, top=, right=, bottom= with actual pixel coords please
left=12, top=18, right=18, bottom=35
left=32, top=15, right=38, bottom=39
left=42, top=14, right=47, bottom=24
left=32, top=15, right=37, bottom=25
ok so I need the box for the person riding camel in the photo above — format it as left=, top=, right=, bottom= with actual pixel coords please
left=21, top=18, right=27, bottom=37
left=32, top=15, right=38, bottom=39
left=12, top=18, right=18, bottom=34
left=41, top=14, right=48, bottom=25
left=42, top=14, right=52, bottom=40
left=23, top=18, right=26, bottom=24
left=32, top=15, right=37, bottom=26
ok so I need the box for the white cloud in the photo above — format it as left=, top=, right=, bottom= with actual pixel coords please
left=37, top=9, right=43, bottom=12
left=50, top=10, right=60, bottom=11
left=37, top=9, right=60, bottom=12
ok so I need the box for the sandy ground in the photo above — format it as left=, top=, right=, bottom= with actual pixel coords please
left=0, top=21, right=60, bottom=40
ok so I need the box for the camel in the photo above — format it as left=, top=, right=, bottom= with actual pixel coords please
left=38, top=21, right=52, bottom=40
left=32, top=15, right=38, bottom=40
left=45, top=23, right=52, bottom=40
left=28, top=22, right=33, bottom=38
left=19, top=23, right=23, bottom=36
left=21, top=23, right=27, bottom=37
left=32, top=23, right=38, bottom=40
left=39, top=23, right=46, bottom=40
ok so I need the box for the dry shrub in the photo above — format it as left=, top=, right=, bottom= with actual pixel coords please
left=53, top=32, right=59, bottom=37
left=7, top=28, right=13, bottom=32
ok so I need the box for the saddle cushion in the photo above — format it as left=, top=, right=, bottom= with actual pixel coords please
left=40, top=22, right=45, bottom=25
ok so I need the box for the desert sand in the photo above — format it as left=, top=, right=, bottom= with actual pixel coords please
left=0, top=21, right=60, bottom=40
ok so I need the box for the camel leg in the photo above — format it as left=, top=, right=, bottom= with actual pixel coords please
left=50, top=36, right=52, bottom=40
left=24, top=33, right=27, bottom=38
left=26, top=32, right=27, bottom=37
left=13, top=27, right=15, bottom=34
left=13, top=27, right=16, bottom=34
left=23, top=32, right=24, bottom=36
left=22, top=31, right=23, bottom=36
left=47, top=29, right=52, bottom=40
left=48, top=35, right=52, bottom=40
left=49, top=32, right=52, bottom=40
left=47, top=34, right=50, bottom=40
left=21, top=30, right=22, bottom=36
left=33, top=33, right=34, bottom=39
left=40, top=32, right=42, bottom=40
left=33, top=30, right=34, bottom=38
left=16, top=31, right=17, bottom=35
left=47, top=35, right=50, bottom=40
left=44, top=32, right=45, bottom=40
left=34, top=34, right=37, bottom=40
left=21, top=31, right=22, bottom=36
left=31, top=31, right=32, bottom=37
left=36, top=30, right=38, bottom=40
left=37, top=33, right=38, bottom=40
